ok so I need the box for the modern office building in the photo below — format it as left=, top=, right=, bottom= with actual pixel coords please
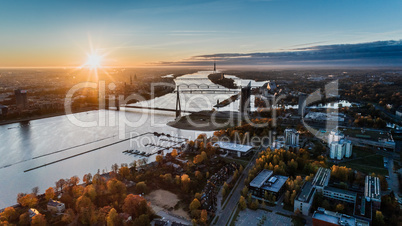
left=294, top=181, right=316, bottom=216
left=285, top=128, right=299, bottom=148
left=213, top=142, right=254, bottom=157
left=323, top=186, right=357, bottom=204
left=312, top=208, right=370, bottom=226
left=311, top=167, right=331, bottom=192
left=364, top=176, right=381, bottom=210
left=249, top=169, right=289, bottom=198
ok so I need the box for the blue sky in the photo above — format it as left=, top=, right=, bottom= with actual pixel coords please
left=1, top=0, right=402, bottom=67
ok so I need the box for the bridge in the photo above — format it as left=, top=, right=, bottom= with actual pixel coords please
left=121, top=85, right=240, bottom=118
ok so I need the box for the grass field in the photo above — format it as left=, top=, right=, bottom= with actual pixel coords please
left=339, top=154, right=388, bottom=175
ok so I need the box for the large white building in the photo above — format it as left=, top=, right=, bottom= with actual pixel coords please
left=285, top=128, right=299, bottom=148
left=328, top=130, right=344, bottom=146
left=330, top=138, right=353, bottom=160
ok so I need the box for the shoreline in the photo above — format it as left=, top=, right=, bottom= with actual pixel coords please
left=0, top=106, right=98, bottom=126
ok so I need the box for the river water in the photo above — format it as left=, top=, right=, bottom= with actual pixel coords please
left=0, top=71, right=241, bottom=208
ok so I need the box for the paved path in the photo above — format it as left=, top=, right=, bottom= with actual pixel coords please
left=213, top=149, right=260, bottom=225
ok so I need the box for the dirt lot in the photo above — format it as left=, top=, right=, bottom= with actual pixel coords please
left=146, top=189, right=190, bottom=220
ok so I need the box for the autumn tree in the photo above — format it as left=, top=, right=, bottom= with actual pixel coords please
left=44, top=187, right=55, bottom=201
left=156, top=155, right=164, bottom=166
left=122, top=194, right=150, bottom=219
left=19, top=212, right=30, bottom=226
left=84, top=184, right=97, bottom=201
left=62, top=208, right=75, bottom=224
left=31, top=214, right=47, bottom=226
left=133, top=214, right=150, bottom=226
left=18, top=194, right=38, bottom=208
left=335, top=204, right=345, bottom=213
left=106, top=208, right=120, bottom=226
left=83, top=173, right=92, bottom=185
left=171, top=149, right=178, bottom=158
left=239, top=196, right=247, bottom=210
left=189, top=198, right=201, bottom=211
left=107, top=179, right=127, bottom=203
left=136, top=182, right=147, bottom=194
left=0, top=207, right=18, bottom=222
left=200, top=209, right=208, bottom=225
left=181, top=174, right=191, bottom=192
left=118, top=166, right=130, bottom=179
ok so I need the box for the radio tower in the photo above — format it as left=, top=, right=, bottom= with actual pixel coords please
left=213, top=61, right=216, bottom=72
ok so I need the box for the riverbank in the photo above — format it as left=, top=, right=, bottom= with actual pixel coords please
left=0, top=106, right=98, bottom=126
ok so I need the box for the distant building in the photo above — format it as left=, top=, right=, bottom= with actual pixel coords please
left=330, top=138, right=352, bottom=160
left=323, top=186, right=357, bottom=204
left=285, top=128, right=299, bottom=148
left=214, top=142, right=254, bottom=157
left=328, top=130, right=344, bottom=146
left=312, top=208, right=370, bottom=226
left=364, top=176, right=381, bottom=210
left=294, top=181, right=316, bottom=216
left=15, top=89, right=28, bottom=109
left=47, top=199, right=65, bottom=213
left=298, top=93, right=307, bottom=116
left=249, top=169, right=289, bottom=198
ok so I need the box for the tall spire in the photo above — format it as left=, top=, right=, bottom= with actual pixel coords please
left=213, top=61, right=216, bottom=72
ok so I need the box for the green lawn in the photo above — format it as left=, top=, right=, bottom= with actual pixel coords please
left=339, top=154, right=388, bottom=175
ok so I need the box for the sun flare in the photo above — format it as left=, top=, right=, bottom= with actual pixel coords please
left=86, top=53, right=102, bottom=68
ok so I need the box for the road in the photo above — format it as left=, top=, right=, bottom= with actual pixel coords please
left=213, top=149, right=260, bottom=225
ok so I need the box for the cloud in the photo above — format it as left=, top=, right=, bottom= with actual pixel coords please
left=156, top=40, right=402, bottom=67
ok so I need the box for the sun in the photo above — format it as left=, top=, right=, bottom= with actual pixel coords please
left=86, top=53, right=102, bottom=68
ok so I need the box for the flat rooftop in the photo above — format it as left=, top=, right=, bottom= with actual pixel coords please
left=214, top=142, right=254, bottom=153
left=296, top=181, right=315, bottom=203
left=324, top=186, right=358, bottom=197
left=365, top=176, right=381, bottom=201
left=313, top=209, right=370, bottom=226
left=261, top=175, right=288, bottom=193
left=312, top=167, right=331, bottom=187
left=250, top=169, right=273, bottom=188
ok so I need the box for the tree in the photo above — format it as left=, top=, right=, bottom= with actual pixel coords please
left=156, top=155, right=164, bottom=165
left=221, top=187, right=227, bottom=197
left=18, top=194, right=38, bottom=208
left=83, top=173, right=92, bottom=185
left=322, top=200, right=331, bottom=210
left=374, top=211, right=385, bottom=226
left=118, top=166, right=130, bottom=179
left=0, top=207, right=18, bottom=222
left=189, top=199, right=201, bottom=211
left=181, top=174, right=191, bottom=192
left=31, top=214, right=47, bottom=226
left=239, top=196, right=247, bottom=210
left=62, top=208, right=75, bottom=224
left=200, top=209, right=208, bottom=225
left=107, top=179, right=127, bottom=203
left=241, top=186, right=248, bottom=197
left=84, top=184, right=97, bottom=201
left=136, top=182, right=147, bottom=194
left=195, top=171, right=203, bottom=180
left=171, top=149, right=178, bottom=158
left=133, top=214, right=150, bottom=226
left=45, top=187, right=55, bottom=201
left=32, top=186, right=39, bottom=196
left=111, top=163, right=119, bottom=173
left=56, top=179, right=66, bottom=193
left=19, top=212, right=29, bottom=226
left=250, top=199, right=259, bottom=210
left=106, top=208, right=120, bottom=226
left=123, top=194, right=150, bottom=219
left=335, top=204, right=344, bottom=213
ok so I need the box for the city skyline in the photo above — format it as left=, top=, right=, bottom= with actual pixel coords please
left=1, top=0, right=402, bottom=67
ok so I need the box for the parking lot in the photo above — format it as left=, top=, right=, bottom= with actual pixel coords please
left=235, top=209, right=292, bottom=226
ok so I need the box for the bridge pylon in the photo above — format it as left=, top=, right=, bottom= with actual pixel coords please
left=175, top=86, right=182, bottom=118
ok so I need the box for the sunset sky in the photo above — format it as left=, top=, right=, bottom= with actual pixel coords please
left=1, top=0, right=402, bottom=67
